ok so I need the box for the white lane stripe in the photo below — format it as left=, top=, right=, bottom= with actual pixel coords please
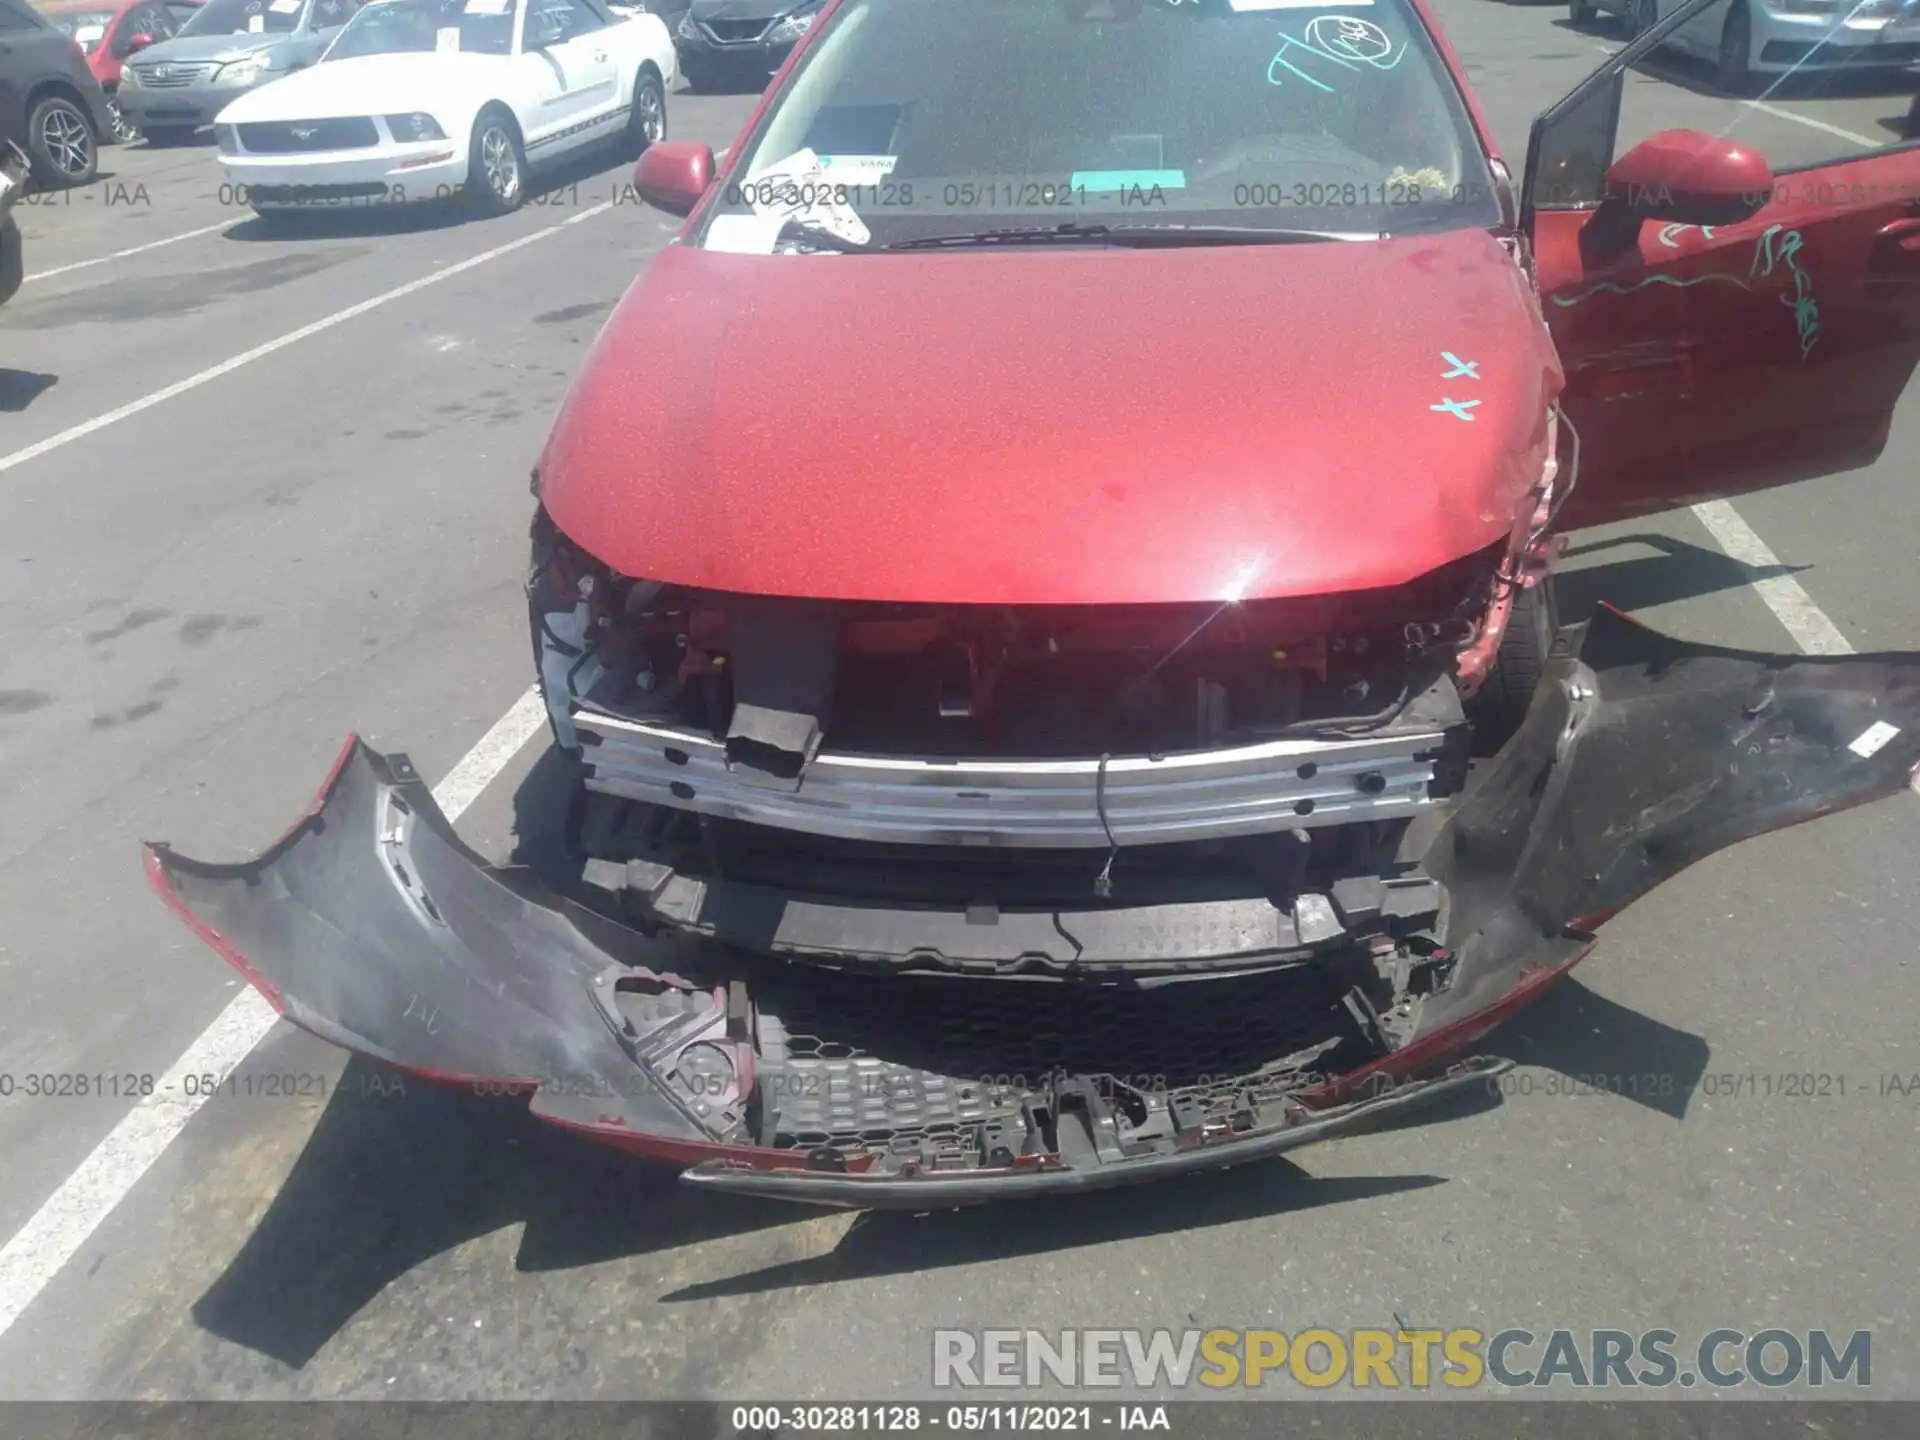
left=1691, top=499, right=1855, bottom=655
left=1585, top=42, right=1879, bottom=150
left=1742, top=98, right=1878, bottom=152
left=22, top=220, right=233, bottom=284
left=0, top=686, right=549, bottom=1342
left=0, top=203, right=614, bottom=476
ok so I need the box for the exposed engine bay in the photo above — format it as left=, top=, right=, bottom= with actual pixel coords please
left=525, top=504, right=1530, bottom=976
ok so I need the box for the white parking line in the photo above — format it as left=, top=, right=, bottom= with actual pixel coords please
left=0, top=687, right=549, bottom=1344
left=1691, top=499, right=1855, bottom=655
left=0, top=202, right=613, bottom=476
left=22, top=220, right=233, bottom=285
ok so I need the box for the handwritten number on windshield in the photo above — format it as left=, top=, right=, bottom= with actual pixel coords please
left=1268, top=16, right=1406, bottom=90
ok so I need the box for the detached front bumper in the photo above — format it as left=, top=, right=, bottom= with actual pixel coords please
left=144, top=610, right=1920, bottom=1205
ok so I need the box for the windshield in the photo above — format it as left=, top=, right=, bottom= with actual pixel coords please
left=326, top=0, right=513, bottom=57
left=703, top=0, right=1500, bottom=251
left=180, top=0, right=306, bottom=36
left=52, top=9, right=115, bottom=46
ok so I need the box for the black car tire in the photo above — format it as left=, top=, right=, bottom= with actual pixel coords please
left=626, top=68, right=667, bottom=156
left=1622, top=0, right=1655, bottom=37
left=142, top=125, right=199, bottom=147
left=26, top=92, right=99, bottom=186
left=1716, top=3, right=1755, bottom=96
left=1569, top=0, right=1595, bottom=24
left=1466, top=576, right=1559, bottom=757
left=465, top=107, right=526, bottom=216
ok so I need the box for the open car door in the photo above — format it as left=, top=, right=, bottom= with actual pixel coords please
left=1525, top=0, right=1920, bottom=528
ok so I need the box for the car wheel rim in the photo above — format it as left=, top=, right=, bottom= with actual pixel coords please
left=41, top=105, right=93, bottom=178
left=1721, top=17, right=1745, bottom=74
left=108, top=100, right=138, bottom=144
left=480, top=126, right=519, bottom=202
left=638, top=84, right=664, bottom=142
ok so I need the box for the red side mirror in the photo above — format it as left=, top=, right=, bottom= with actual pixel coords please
left=1603, top=128, right=1772, bottom=227
left=127, top=32, right=155, bottom=50
left=633, top=141, right=715, bottom=216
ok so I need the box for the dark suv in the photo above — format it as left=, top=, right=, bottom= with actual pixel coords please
left=0, top=0, right=115, bottom=186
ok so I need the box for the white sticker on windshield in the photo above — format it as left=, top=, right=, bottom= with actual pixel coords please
left=741, top=147, right=873, bottom=246
left=817, top=154, right=896, bottom=183
left=247, top=13, right=266, bottom=29
left=436, top=24, right=462, bottom=48
left=1231, top=0, right=1373, bottom=9
left=704, top=212, right=788, bottom=255
left=74, top=22, right=106, bottom=41
left=269, top=0, right=300, bottom=11
left=465, top=0, right=510, bottom=13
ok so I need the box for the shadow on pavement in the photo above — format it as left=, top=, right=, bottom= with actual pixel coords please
left=1553, top=530, right=1810, bottom=621
left=1478, top=975, right=1710, bottom=1121
left=0, top=370, right=58, bottom=411
left=660, top=1164, right=1447, bottom=1302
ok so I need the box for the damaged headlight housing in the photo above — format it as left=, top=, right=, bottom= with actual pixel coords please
left=767, top=6, right=817, bottom=42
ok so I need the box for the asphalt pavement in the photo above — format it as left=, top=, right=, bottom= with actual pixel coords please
left=1, top=5, right=1919, bottom=1425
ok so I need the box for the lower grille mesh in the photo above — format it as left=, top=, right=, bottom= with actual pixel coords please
left=749, top=963, right=1371, bottom=1149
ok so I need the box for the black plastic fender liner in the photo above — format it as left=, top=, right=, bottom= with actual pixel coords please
left=1415, top=604, right=1920, bottom=1037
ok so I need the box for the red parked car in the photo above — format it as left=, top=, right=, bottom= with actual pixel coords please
left=151, top=0, right=1920, bottom=1205
left=45, top=0, right=199, bottom=141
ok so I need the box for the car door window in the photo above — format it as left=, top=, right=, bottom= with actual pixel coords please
left=526, top=0, right=602, bottom=47
left=1524, top=0, right=1920, bottom=529
left=1533, top=0, right=1920, bottom=217
left=310, top=0, right=358, bottom=28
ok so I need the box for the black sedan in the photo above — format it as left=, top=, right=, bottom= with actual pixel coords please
left=671, top=0, right=821, bottom=90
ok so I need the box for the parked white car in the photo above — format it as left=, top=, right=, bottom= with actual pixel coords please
left=212, top=0, right=675, bottom=219
left=1571, top=0, right=1920, bottom=93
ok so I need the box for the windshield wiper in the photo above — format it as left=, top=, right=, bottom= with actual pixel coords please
left=885, top=222, right=1376, bottom=250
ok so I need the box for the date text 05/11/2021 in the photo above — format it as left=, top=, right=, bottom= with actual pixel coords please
left=728, top=1405, right=1169, bottom=1433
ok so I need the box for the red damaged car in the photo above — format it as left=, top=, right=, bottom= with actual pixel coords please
left=149, top=0, right=1920, bottom=1205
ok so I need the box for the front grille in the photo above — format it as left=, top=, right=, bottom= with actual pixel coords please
left=750, top=962, right=1372, bottom=1150
left=237, top=118, right=379, bottom=153
left=701, top=17, right=771, bottom=42
left=130, top=60, right=216, bottom=86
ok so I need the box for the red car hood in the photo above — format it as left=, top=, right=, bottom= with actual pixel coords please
left=539, top=227, right=1561, bottom=606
